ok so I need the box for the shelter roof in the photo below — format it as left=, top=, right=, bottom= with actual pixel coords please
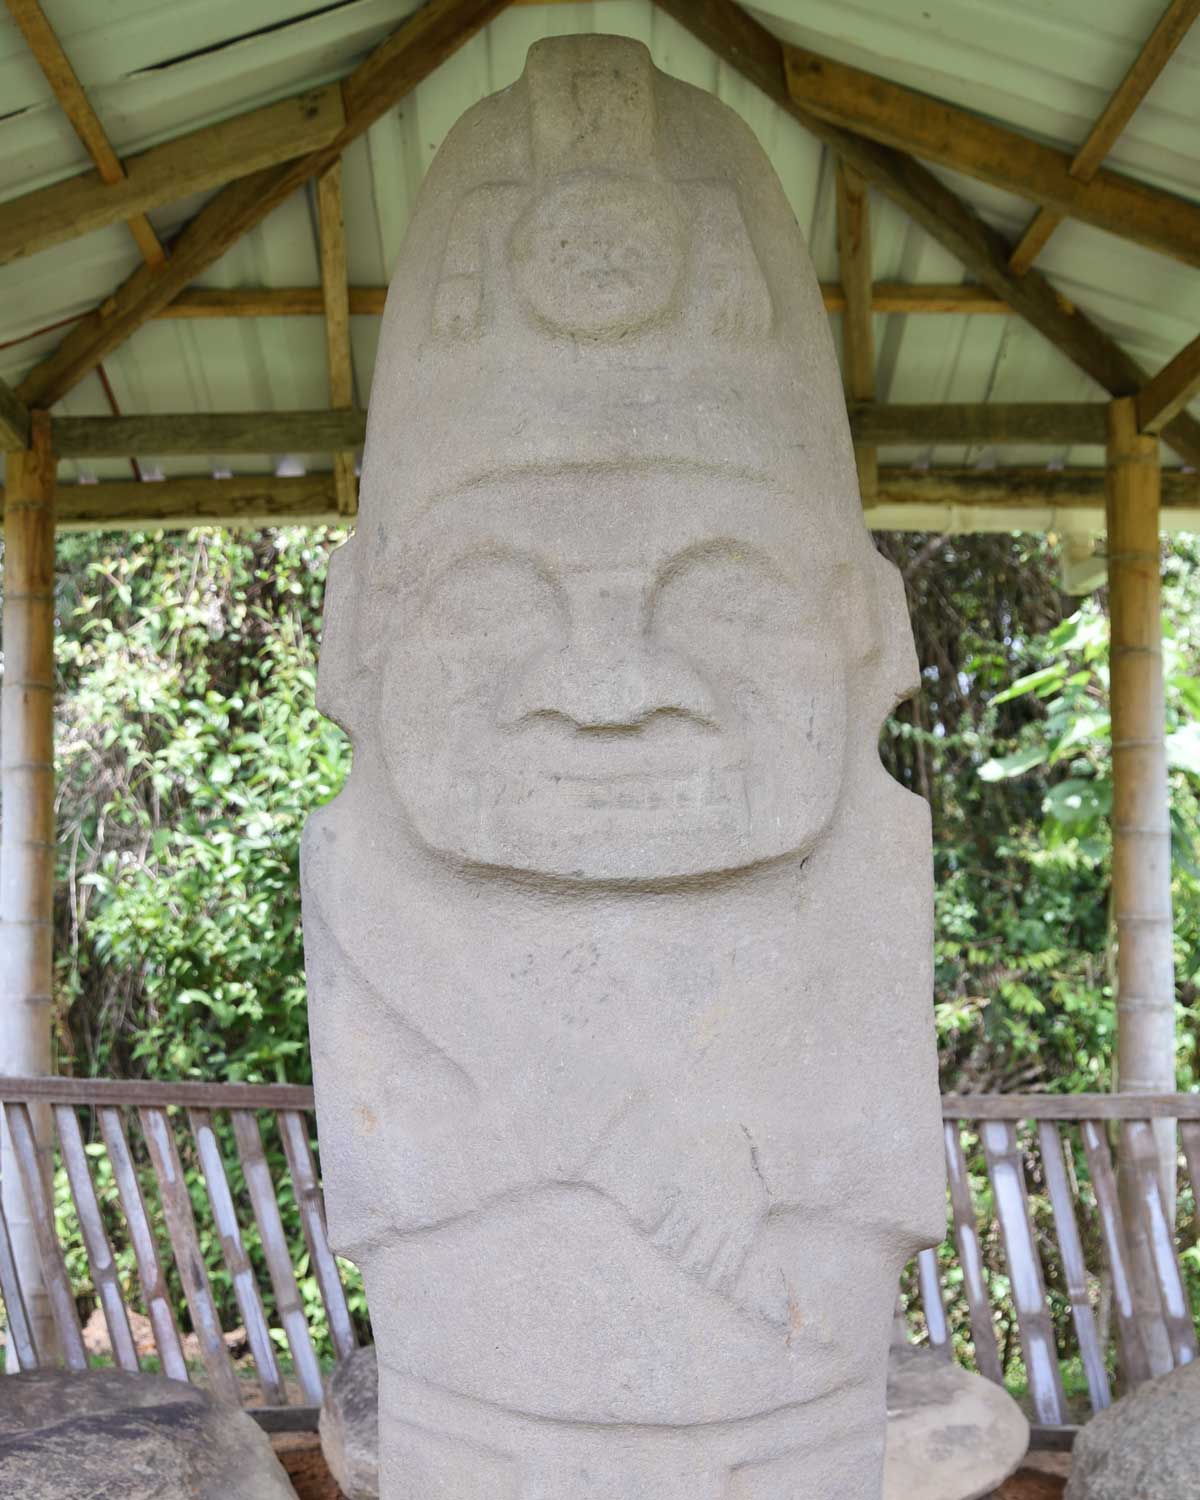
left=0, top=0, right=1197, bottom=511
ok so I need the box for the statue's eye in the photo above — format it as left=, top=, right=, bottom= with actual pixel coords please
left=652, top=546, right=800, bottom=639
left=421, top=553, right=561, bottom=642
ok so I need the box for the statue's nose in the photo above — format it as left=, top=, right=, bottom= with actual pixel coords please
left=499, top=580, right=717, bottom=732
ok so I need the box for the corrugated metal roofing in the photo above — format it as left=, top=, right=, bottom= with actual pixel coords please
left=1, top=0, right=1198, bottom=485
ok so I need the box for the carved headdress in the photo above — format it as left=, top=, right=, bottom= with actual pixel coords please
left=358, top=34, right=864, bottom=516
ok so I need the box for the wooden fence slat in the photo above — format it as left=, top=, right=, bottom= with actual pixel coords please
left=188, top=1108, right=286, bottom=1405
left=1079, top=1118, right=1152, bottom=1386
left=916, top=1246, right=952, bottom=1357
left=943, top=1121, right=1005, bottom=1384
left=0, top=1187, right=39, bottom=1369
left=980, top=1120, right=1067, bottom=1425
left=1121, top=1119, right=1198, bottom=1368
left=3, top=1101, right=88, bottom=1369
left=231, top=1109, right=325, bottom=1404
left=97, top=1105, right=188, bottom=1381
left=1182, top=1120, right=1200, bottom=1234
left=941, top=1093, right=1200, bottom=1120
left=137, top=1105, right=242, bottom=1404
left=0, top=1077, right=315, bottom=1109
left=278, top=1109, right=356, bottom=1363
left=54, top=1103, right=139, bottom=1373
left=1036, top=1120, right=1110, bottom=1411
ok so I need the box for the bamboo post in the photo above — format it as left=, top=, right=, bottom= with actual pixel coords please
left=0, top=409, right=58, bottom=1366
left=1106, top=394, right=1176, bottom=1377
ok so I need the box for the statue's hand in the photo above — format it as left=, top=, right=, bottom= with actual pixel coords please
left=585, top=1103, right=769, bottom=1298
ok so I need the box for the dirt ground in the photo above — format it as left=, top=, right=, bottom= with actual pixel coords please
left=270, top=1435, right=1072, bottom=1500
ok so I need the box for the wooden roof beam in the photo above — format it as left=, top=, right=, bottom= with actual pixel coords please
left=780, top=41, right=1200, bottom=271
left=316, top=159, right=357, bottom=517
left=1137, top=329, right=1200, bottom=434
left=650, top=0, right=1200, bottom=471
left=8, top=467, right=1198, bottom=535
left=1010, top=0, right=1200, bottom=272
left=0, top=85, right=345, bottom=270
left=0, top=378, right=32, bottom=451
left=4, top=0, right=165, bottom=266
left=47, top=403, right=1109, bottom=457
left=836, top=161, right=876, bottom=499
left=14, top=0, right=513, bottom=410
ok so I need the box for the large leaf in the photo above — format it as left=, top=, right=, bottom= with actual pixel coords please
left=978, top=745, right=1049, bottom=781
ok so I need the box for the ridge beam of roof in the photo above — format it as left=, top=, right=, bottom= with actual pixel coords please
left=0, top=377, right=32, bottom=451
left=1010, top=0, right=1200, bottom=273
left=781, top=42, right=1200, bottom=272
left=1138, top=330, right=1200, bottom=434
left=316, top=159, right=357, bottom=517
left=4, top=0, right=165, bottom=267
left=7, top=467, right=1198, bottom=535
left=13, top=0, right=515, bottom=410
left=836, top=162, right=877, bottom=499
left=650, top=0, right=1200, bottom=471
left=0, top=87, right=345, bottom=269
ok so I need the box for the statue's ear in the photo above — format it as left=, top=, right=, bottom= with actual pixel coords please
left=316, top=538, right=364, bottom=737
left=869, top=548, right=920, bottom=713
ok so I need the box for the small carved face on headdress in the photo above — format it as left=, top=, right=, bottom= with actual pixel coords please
left=371, top=464, right=867, bottom=884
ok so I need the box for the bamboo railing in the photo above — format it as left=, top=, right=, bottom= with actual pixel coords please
left=0, top=1080, right=1197, bottom=1434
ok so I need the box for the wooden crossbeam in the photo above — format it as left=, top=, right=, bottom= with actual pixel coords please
left=52, top=410, right=366, bottom=458
left=0, top=87, right=345, bottom=269
left=48, top=403, right=1111, bottom=459
left=781, top=43, right=1200, bottom=271
left=4, top=0, right=165, bottom=266
left=651, top=0, right=1200, bottom=471
left=849, top=403, right=1109, bottom=446
left=1137, top=330, right=1200, bottom=434
left=7, top=466, right=1198, bottom=534
left=836, top=162, right=876, bottom=498
left=154, top=282, right=1012, bottom=319
left=316, top=160, right=357, bottom=517
left=0, top=377, right=32, bottom=451
left=1010, top=0, right=1200, bottom=272
left=14, top=0, right=513, bottom=410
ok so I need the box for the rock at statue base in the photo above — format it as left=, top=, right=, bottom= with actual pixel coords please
left=319, top=1345, right=379, bottom=1500
left=884, top=1347, right=1030, bottom=1500
left=1065, top=1356, right=1200, bottom=1499
left=303, top=30, right=944, bottom=1500
left=0, top=1368, right=297, bottom=1500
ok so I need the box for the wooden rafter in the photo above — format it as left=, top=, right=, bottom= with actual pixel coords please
left=650, top=0, right=1200, bottom=471
left=0, top=79, right=345, bottom=270
left=153, top=282, right=1013, bottom=319
left=1010, top=0, right=1200, bottom=273
left=835, top=161, right=876, bottom=499
left=45, top=402, right=1109, bottom=458
left=316, top=160, right=356, bottom=517
left=4, top=0, right=165, bottom=266
left=0, top=377, right=32, bottom=451
left=13, top=0, right=513, bottom=410
left=1138, top=330, right=1200, bottom=434
left=8, top=466, right=1197, bottom=535
left=781, top=43, right=1200, bottom=272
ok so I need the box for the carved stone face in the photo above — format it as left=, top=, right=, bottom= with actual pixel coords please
left=376, top=465, right=859, bottom=883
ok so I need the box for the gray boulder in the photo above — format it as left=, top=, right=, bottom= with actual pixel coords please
left=0, top=1368, right=296, bottom=1500
left=319, top=1344, right=378, bottom=1499
left=1066, top=1356, right=1200, bottom=1499
left=885, top=1346, right=1030, bottom=1500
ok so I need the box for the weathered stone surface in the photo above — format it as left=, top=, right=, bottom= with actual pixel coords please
left=1065, top=1356, right=1200, bottom=1498
left=319, top=1344, right=378, bottom=1500
left=0, top=1368, right=297, bottom=1499
left=303, top=31, right=943, bottom=1500
left=884, top=1347, right=1029, bottom=1500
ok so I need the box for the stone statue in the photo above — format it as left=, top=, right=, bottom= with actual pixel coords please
left=302, top=34, right=944, bottom=1500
